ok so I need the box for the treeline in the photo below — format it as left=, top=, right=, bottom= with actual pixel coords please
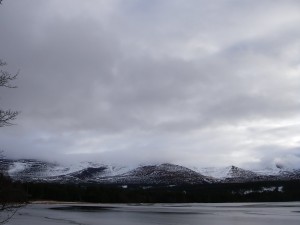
left=0, top=174, right=27, bottom=203
left=21, top=180, right=300, bottom=203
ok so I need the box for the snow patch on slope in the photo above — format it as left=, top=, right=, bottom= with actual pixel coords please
left=195, top=166, right=231, bottom=179
left=252, top=167, right=282, bottom=176
left=8, top=162, right=27, bottom=175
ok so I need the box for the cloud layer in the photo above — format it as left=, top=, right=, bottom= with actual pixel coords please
left=1, top=0, right=300, bottom=168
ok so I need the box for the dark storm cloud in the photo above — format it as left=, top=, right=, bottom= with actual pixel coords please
left=1, top=0, right=300, bottom=167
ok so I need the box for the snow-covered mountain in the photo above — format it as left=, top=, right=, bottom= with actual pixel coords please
left=196, top=166, right=259, bottom=182
left=1, top=158, right=299, bottom=185
left=195, top=165, right=300, bottom=182
left=100, top=163, right=213, bottom=185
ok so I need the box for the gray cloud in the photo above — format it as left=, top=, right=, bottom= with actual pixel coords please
left=1, top=0, right=300, bottom=168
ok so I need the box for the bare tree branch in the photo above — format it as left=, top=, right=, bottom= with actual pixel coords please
left=0, top=57, right=24, bottom=223
left=0, top=60, right=19, bottom=88
left=1, top=3, right=26, bottom=224
left=0, top=60, right=19, bottom=127
left=0, top=110, right=19, bottom=127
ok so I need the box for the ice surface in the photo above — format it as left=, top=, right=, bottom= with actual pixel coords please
left=7, top=202, right=300, bottom=225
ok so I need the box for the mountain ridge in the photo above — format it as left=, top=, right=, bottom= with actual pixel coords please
left=1, top=158, right=300, bottom=185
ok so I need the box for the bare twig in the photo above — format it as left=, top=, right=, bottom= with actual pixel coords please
left=0, top=110, right=19, bottom=127
left=0, top=60, right=19, bottom=88
left=0, top=202, right=26, bottom=224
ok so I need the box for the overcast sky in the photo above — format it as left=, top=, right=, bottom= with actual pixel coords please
left=1, top=0, right=300, bottom=168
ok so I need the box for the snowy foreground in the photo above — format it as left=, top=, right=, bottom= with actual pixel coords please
left=7, top=202, right=300, bottom=225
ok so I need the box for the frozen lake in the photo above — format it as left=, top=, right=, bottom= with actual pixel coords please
left=7, top=202, right=300, bottom=225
